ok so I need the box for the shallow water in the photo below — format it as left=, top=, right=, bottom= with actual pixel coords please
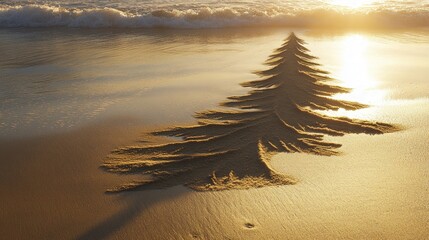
left=1, top=28, right=428, bottom=138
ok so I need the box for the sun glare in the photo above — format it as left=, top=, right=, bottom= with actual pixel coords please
left=333, top=34, right=386, bottom=106
left=329, top=0, right=375, bottom=8
left=338, top=35, right=373, bottom=88
left=323, top=34, right=388, bottom=120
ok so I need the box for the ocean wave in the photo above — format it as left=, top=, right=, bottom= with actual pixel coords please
left=0, top=4, right=428, bottom=28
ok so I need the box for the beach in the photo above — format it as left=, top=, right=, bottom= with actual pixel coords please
left=1, top=17, right=428, bottom=240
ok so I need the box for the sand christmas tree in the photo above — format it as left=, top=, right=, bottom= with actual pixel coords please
left=103, top=33, right=397, bottom=192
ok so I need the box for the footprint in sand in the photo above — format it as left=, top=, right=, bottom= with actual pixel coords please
left=244, top=223, right=255, bottom=229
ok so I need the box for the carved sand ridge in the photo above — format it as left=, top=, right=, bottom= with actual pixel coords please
left=102, top=33, right=398, bottom=192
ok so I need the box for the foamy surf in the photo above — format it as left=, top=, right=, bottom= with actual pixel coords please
left=1, top=4, right=428, bottom=28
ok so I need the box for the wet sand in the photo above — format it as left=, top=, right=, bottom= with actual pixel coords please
left=0, top=117, right=153, bottom=239
left=1, top=101, right=427, bottom=239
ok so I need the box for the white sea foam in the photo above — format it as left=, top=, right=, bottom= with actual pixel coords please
left=0, top=4, right=428, bottom=28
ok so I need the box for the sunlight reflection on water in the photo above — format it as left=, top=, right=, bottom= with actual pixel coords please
left=333, top=34, right=386, bottom=104
left=0, top=28, right=428, bottom=139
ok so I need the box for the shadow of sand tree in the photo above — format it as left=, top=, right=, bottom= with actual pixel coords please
left=102, top=32, right=398, bottom=192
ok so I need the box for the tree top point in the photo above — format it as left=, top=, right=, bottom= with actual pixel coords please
left=284, top=32, right=306, bottom=46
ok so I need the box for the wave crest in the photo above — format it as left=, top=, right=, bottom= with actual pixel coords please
left=0, top=4, right=428, bottom=28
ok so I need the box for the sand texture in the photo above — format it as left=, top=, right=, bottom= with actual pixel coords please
left=103, top=33, right=398, bottom=192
